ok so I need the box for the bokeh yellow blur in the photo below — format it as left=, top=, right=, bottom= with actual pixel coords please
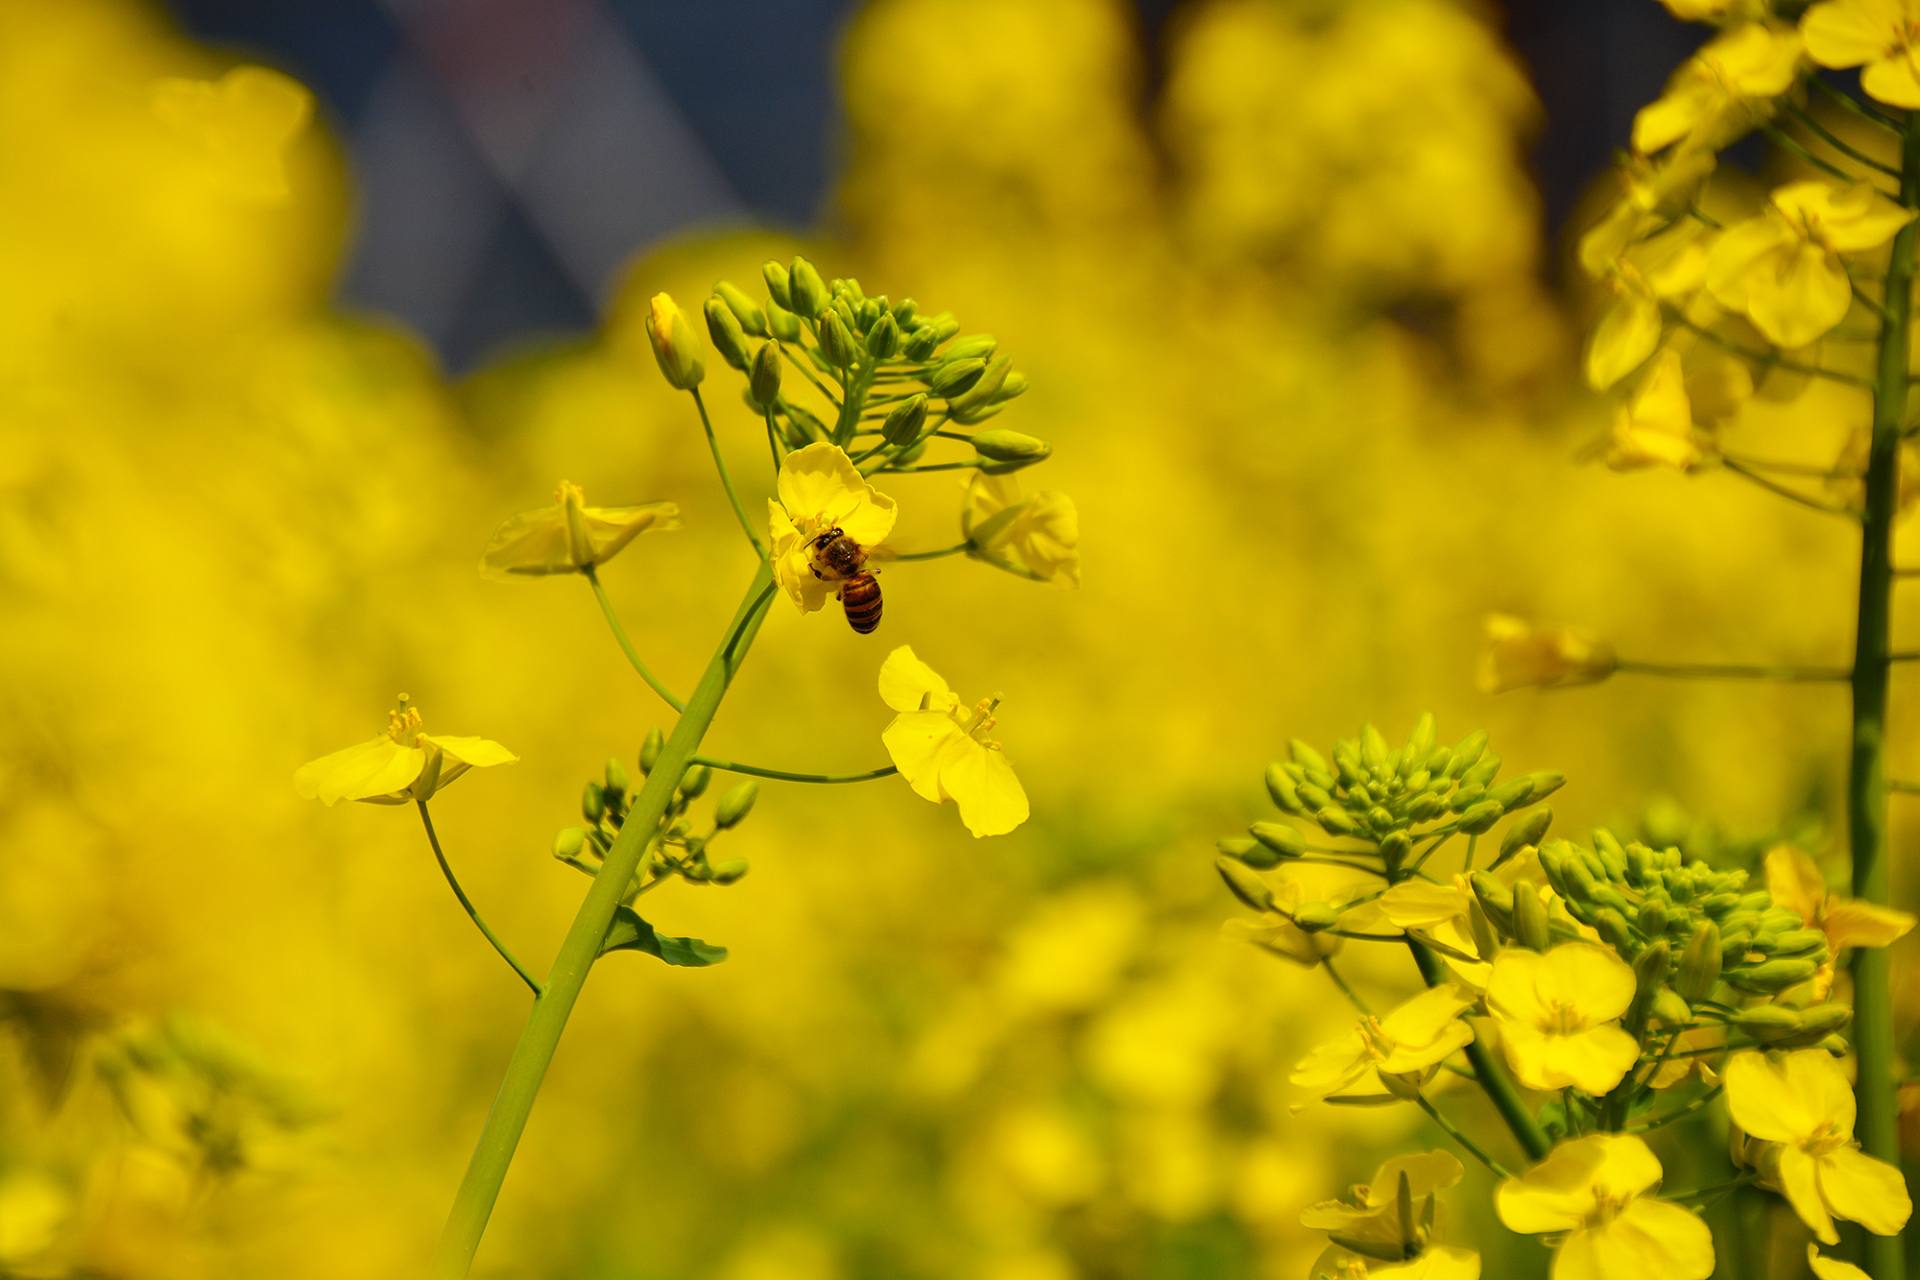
left=2, top=1, right=1914, bottom=1278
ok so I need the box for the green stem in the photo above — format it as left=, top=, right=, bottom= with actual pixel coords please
left=1615, top=658, right=1851, bottom=682
left=430, top=563, right=776, bottom=1279
left=1760, top=122, right=1893, bottom=190
left=777, top=346, right=840, bottom=407
left=1406, top=940, right=1549, bottom=1160
left=1721, top=457, right=1860, bottom=517
left=416, top=803, right=543, bottom=997
left=1811, top=74, right=1904, bottom=131
left=1781, top=101, right=1902, bottom=176
left=582, top=566, right=684, bottom=714
left=1411, top=1092, right=1511, bottom=1180
left=762, top=405, right=785, bottom=472
left=690, top=388, right=767, bottom=558
left=690, top=755, right=896, bottom=785
left=1662, top=308, right=1872, bottom=388
left=1626, top=1084, right=1721, bottom=1134
left=1845, top=106, right=1915, bottom=1280
left=1321, top=956, right=1373, bottom=1016
left=890, top=541, right=973, bottom=562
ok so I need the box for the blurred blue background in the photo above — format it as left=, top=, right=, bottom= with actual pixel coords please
left=168, top=0, right=1697, bottom=369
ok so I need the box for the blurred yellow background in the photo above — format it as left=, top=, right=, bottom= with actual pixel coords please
left=1, top=0, right=1912, bottom=1277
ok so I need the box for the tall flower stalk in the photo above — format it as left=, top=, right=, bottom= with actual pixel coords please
left=296, top=262, right=1079, bottom=1278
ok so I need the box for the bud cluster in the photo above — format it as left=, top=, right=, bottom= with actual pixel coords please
left=702, top=256, right=1045, bottom=473
left=1231, top=715, right=1562, bottom=873
left=550, top=731, right=758, bottom=905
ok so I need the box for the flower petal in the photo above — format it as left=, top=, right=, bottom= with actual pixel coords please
left=938, top=739, right=1029, bottom=838
left=1817, top=1145, right=1913, bottom=1236
left=1725, top=1050, right=1821, bottom=1143
left=1780, top=1146, right=1840, bottom=1244
left=878, top=645, right=955, bottom=713
left=293, top=737, right=424, bottom=806
left=420, top=734, right=517, bottom=769
left=881, top=710, right=964, bottom=804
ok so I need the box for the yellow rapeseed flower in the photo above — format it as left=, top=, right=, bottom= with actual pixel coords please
left=1485, top=942, right=1640, bottom=1094
left=1586, top=221, right=1709, bottom=390
left=1606, top=349, right=1716, bottom=473
left=479, top=481, right=679, bottom=579
left=1802, top=0, right=1920, bottom=108
left=1724, top=1048, right=1913, bottom=1243
left=643, top=291, right=705, bottom=390
left=878, top=646, right=1027, bottom=838
left=1765, top=844, right=1915, bottom=998
left=150, top=66, right=312, bottom=204
left=1577, top=151, right=1716, bottom=278
left=1299, top=1149, right=1463, bottom=1240
left=293, top=696, right=514, bottom=806
left=1496, top=1134, right=1714, bottom=1280
left=962, top=473, right=1081, bottom=587
left=1707, top=180, right=1916, bottom=347
left=1290, top=984, right=1475, bottom=1103
left=1631, top=24, right=1803, bottom=156
left=769, top=443, right=898, bottom=614
left=1308, top=1246, right=1481, bottom=1280
left=1476, top=615, right=1617, bottom=693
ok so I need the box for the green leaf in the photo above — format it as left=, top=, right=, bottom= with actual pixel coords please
left=599, top=906, right=728, bottom=967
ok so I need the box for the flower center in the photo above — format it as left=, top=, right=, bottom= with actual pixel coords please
left=1804, top=1122, right=1849, bottom=1157
left=1584, top=1188, right=1636, bottom=1229
left=960, top=695, right=1003, bottom=746
left=1539, top=1001, right=1588, bottom=1035
left=1358, top=1015, right=1395, bottom=1060
left=385, top=696, right=425, bottom=747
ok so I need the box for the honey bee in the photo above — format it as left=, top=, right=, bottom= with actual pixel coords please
left=808, top=527, right=882, bottom=634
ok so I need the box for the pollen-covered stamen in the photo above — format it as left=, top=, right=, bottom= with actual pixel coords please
left=1583, top=1187, right=1637, bottom=1229
left=385, top=695, right=425, bottom=747
left=1357, top=1015, right=1394, bottom=1060
left=960, top=695, right=1003, bottom=746
left=1540, top=1000, right=1590, bottom=1035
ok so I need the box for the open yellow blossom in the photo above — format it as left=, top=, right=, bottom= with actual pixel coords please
left=769, top=443, right=898, bottom=614
left=1300, top=1150, right=1463, bottom=1241
left=1291, top=984, right=1475, bottom=1103
left=1221, top=871, right=1343, bottom=967
left=1586, top=222, right=1709, bottom=390
left=1578, top=152, right=1716, bottom=278
left=961, top=473, right=1080, bottom=587
left=1803, top=0, right=1920, bottom=108
left=878, top=646, right=1026, bottom=838
left=1496, top=1134, right=1713, bottom=1280
left=1477, top=615, right=1617, bottom=693
left=294, top=696, right=515, bottom=806
left=151, top=66, right=312, bottom=203
left=1486, top=942, right=1639, bottom=1094
left=1707, top=181, right=1916, bottom=347
left=1337, top=878, right=1492, bottom=985
left=1606, top=349, right=1716, bottom=473
left=1725, top=1049, right=1913, bottom=1243
left=1631, top=23, right=1803, bottom=156
left=1765, top=845, right=1915, bottom=998
left=1309, top=1246, right=1481, bottom=1280
left=480, top=481, right=679, bottom=579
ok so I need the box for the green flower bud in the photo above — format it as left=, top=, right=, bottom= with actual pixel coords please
left=882, top=393, right=929, bottom=447
left=1250, top=821, right=1306, bottom=858
left=1218, top=835, right=1279, bottom=869
left=1445, top=731, right=1487, bottom=776
left=1216, top=857, right=1275, bottom=912
left=765, top=298, right=801, bottom=342
left=997, top=370, right=1030, bottom=401
left=640, top=728, right=664, bottom=774
left=1468, top=899, right=1498, bottom=960
left=710, top=858, right=749, bottom=885
left=865, top=312, right=901, bottom=359
left=644, top=292, right=705, bottom=390
left=1379, top=829, right=1412, bottom=866
left=1651, top=988, right=1691, bottom=1025
left=947, top=355, right=1015, bottom=424
left=942, top=334, right=997, bottom=362
left=1293, top=903, right=1340, bottom=933
left=1317, top=806, right=1360, bottom=836
left=1297, top=782, right=1333, bottom=810
left=704, top=297, right=752, bottom=370
left=1348, top=783, right=1375, bottom=808
left=1638, top=899, right=1668, bottom=939
left=715, top=781, right=759, bottom=829
left=1366, top=805, right=1394, bottom=832
left=1513, top=883, right=1551, bottom=950
left=1266, top=763, right=1303, bottom=813
left=582, top=781, right=606, bottom=823
left=1461, top=754, right=1501, bottom=790
left=553, top=826, right=588, bottom=858
left=749, top=342, right=783, bottom=410
left=1291, top=739, right=1331, bottom=774
left=1469, top=871, right=1515, bottom=925
left=972, top=429, right=1051, bottom=464
left=1457, top=799, right=1503, bottom=834
left=1726, top=957, right=1819, bottom=993
left=679, top=763, right=711, bottom=799
left=1328, top=1235, right=1410, bottom=1264
left=928, top=356, right=987, bottom=398
left=1406, top=793, right=1445, bottom=821
left=1593, top=907, right=1633, bottom=952
left=1486, top=778, right=1533, bottom=810
left=818, top=311, right=859, bottom=368
left=1734, top=1004, right=1805, bottom=1038
left=788, top=256, right=829, bottom=318
left=604, top=757, right=629, bottom=797
left=762, top=260, right=793, bottom=308
left=1524, top=771, right=1566, bottom=801
left=714, top=281, right=766, bottom=335
left=1767, top=928, right=1826, bottom=956
left=1495, top=808, right=1552, bottom=868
